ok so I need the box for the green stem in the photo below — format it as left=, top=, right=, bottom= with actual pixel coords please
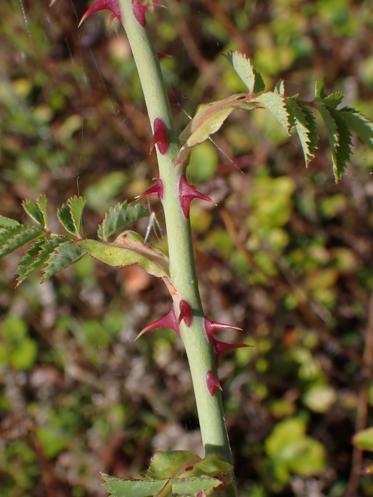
left=119, top=1, right=236, bottom=493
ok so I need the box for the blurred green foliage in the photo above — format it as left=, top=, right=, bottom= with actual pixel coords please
left=0, top=1, right=372, bottom=497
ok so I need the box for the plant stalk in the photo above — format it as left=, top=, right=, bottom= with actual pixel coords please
left=119, top=1, right=236, bottom=492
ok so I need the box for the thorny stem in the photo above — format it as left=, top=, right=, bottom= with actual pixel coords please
left=119, top=0, right=236, bottom=493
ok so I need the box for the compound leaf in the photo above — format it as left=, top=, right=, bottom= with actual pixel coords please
left=58, top=196, right=86, bottom=238
left=42, top=240, right=86, bottom=281
left=287, top=98, right=318, bottom=166
left=98, top=202, right=149, bottom=242
left=318, top=104, right=352, bottom=181
left=254, top=91, right=291, bottom=134
left=339, top=107, right=373, bottom=148
left=22, top=194, right=48, bottom=228
left=0, top=226, right=43, bottom=258
left=227, top=51, right=265, bottom=94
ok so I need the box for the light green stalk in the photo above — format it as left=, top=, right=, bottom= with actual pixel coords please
left=119, top=1, right=236, bottom=491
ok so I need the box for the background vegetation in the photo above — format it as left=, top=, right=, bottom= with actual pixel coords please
left=0, top=1, right=372, bottom=496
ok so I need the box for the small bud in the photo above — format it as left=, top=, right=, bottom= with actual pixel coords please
left=78, top=0, right=122, bottom=27
left=179, top=176, right=213, bottom=218
left=211, top=338, right=248, bottom=360
left=206, top=370, right=222, bottom=396
left=136, top=308, right=179, bottom=339
left=178, top=300, right=193, bottom=327
left=204, top=318, right=242, bottom=338
left=151, top=118, right=169, bottom=155
left=136, top=178, right=164, bottom=200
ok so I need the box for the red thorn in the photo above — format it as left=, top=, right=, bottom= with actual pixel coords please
left=136, top=308, right=179, bottom=339
left=179, top=176, right=213, bottom=218
left=132, top=0, right=162, bottom=27
left=211, top=338, right=248, bottom=360
left=78, top=0, right=122, bottom=27
left=157, top=51, right=171, bottom=60
left=178, top=300, right=193, bottom=327
left=206, top=370, right=223, bottom=396
left=136, top=178, right=164, bottom=200
left=204, top=318, right=242, bottom=338
left=150, top=118, right=169, bottom=155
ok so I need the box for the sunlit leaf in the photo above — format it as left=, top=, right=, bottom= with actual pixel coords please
left=98, top=202, right=149, bottom=241
left=287, top=98, right=317, bottom=165
left=57, top=196, right=86, bottom=238
left=254, top=92, right=291, bottom=134
left=227, top=51, right=265, bottom=94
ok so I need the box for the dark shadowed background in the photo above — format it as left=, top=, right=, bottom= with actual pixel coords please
left=0, top=1, right=372, bottom=496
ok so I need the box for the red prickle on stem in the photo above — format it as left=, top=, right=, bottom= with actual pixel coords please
left=178, top=300, right=193, bottom=327
left=178, top=176, right=213, bottom=218
left=78, top=0, right=122, bottom=27
left=211, top=338, right=248, bottom=360
left=136, top=178, right=164, bottom=200
left=204, top=318, right=242, bottom=338
left=132, top=0, right=163, bottom=28
left=206, top=370, right=223, bottom=396
left=150, top=118, right=169, bottom=155
left=136, top=308, right=180, bottom=339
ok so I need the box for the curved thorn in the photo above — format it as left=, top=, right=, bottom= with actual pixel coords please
left=204, top=318, right=243, bottom=338
left=78, top=0, right=122, bottom=27
left=178, top=299, right=193, bottom=327
left=179, top=176, right=213, bottom=218
left=136, top=308, right=179, bottom=339
left=211, top=338, right=249, bottom=359
left=206, top=370, right=223, bottom=396
left=136, top=178, right=164, bottom=200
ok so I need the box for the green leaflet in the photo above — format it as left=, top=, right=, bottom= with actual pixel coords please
left=42, top=241, right=86, bottom=281
left=227, top=51, right=265, bottom=94
left=287, top=98, right=318, bottom=166
left=180, top=94, right=248, bottom=148
left=353, top=427, right=373, bottom=452
left=254, top=92, right=291, bottom=134
left=57, top=196, right=86, bottom=238
left=0, top=225, right=43, bottom=258
left=318, top=104, right=352, bottom=182
left=339, top=107, right=373, bottom=148
left=171, top=477, right=221, bottom=495
left=102, top=476, right=166, bottom=497
left=22, top=194, right=48, bottom=228
left=16, top=236, right=67, bottom=285
left=0, top=215, right=20, bottom=229
left=98, top=201, right=149, bottom=241
left=147, top=451, right=201, bottom=479
left=80, top=231, right=168, bottom=278
left=102, top=474, right=221, bottom=497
